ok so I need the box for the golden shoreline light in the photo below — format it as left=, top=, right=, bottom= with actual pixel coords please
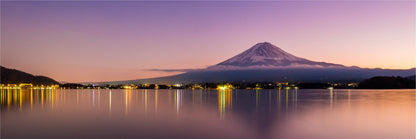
left=0, top=84, right=59, bottom=90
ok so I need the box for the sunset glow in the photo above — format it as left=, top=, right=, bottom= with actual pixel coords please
left=1, top=1, right=414, bottom=82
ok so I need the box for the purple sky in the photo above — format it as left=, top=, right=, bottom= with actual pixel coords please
left=1, top=1, right=415, bottom=82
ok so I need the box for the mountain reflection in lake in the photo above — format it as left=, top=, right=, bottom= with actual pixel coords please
left=1, top=89, right=414, bottom=139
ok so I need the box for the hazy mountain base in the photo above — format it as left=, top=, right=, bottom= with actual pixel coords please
left=104, top=68, right=415, bottom=85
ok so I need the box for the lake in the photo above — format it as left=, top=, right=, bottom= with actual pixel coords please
left=1, top=89, right=415, bottom=139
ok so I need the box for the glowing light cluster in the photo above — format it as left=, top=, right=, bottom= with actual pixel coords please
left=122, top=84, right=138, bottom=89
left=217, top=83, right=234, bottom=90
left=0, top=84, right=59, bottom=90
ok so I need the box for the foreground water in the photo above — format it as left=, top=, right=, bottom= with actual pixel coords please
left=1, top=89, right=414, bottom=139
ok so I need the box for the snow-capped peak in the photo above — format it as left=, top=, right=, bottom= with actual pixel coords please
left=209, top=42, right=344, bottom=69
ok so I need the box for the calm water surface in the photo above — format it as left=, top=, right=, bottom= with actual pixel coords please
left=1, top=89, right=415, bottom=139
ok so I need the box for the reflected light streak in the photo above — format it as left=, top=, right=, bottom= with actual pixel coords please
left=7, top=91, right=11, bottom=109
left=175, top=90, right=181, bottom=117
left=48, top=90, right=51, bottom=108
left=218, top=89, right=232, bottom=120
left=76, top=89, right=79, bottom=105
left=41, top=89, right=44, bottom=109
left=97, top=89, right=100, bottom=107
left=93, top=90, right=95, bottom=107
left=13, top=90, right=17, bottom=106
left=330, top=88, right=334, bottom=108
left=145, top=89, right=148, bottom=115
left=219, top=90, right=225, bottom=120
left=286, top=89, right=288, bottom=111
left=19, top=90, right=22, bottom=111
left=7, top=89, right=10, bottom=105
left=30, top=89, right=33, bottom=111
left=125, top=89, right=131, bottom=115
left=51, top=89, right=54, bottom=110
left=109, top=90, right=112, bottom=113
left=155, top=90, right=158, bottom=114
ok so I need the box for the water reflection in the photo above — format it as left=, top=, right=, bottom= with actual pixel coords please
left=1, top=88, right=60, bottom=111
left=218, top=89, right=232, bottom=120
left=1, top=89, right=415, bottom=139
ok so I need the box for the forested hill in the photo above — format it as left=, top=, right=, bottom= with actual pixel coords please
left=1, top=66, right=59, bottom=85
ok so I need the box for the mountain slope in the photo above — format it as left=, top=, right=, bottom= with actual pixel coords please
left=100, top=42, right=415, bottom=84
left=0, top=66, right=59, bottom=85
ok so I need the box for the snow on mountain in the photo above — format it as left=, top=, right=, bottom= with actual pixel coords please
left=207, top=42, right=345, bottom=70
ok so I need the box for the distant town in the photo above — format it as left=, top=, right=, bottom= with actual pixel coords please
left=0, top=81, right=388, bottom=90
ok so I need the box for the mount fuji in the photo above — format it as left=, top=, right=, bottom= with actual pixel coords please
left=101, top=42, right=414, bottom=84
left=207, top=42, right=345, bottom=70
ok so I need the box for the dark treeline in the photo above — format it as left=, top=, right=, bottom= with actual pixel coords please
left=357, top=76, right=415, bottom=89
